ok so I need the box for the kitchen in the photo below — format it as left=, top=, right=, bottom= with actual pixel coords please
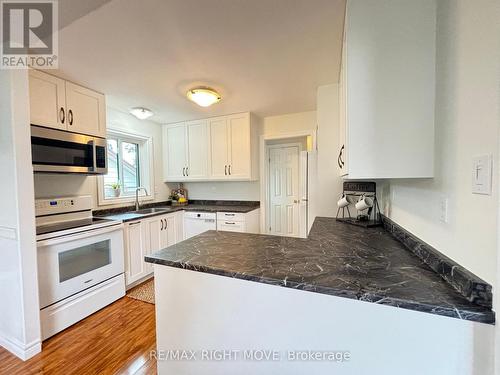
left=1, top=0, right=500, bottom=374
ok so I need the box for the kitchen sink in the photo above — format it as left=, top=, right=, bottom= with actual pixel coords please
left=133, top=208, right=170, bottom=215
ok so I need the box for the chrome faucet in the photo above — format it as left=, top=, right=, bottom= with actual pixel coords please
left=135, top=187, right=148, bottom=210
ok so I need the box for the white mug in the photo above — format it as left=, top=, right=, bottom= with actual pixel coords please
left=355, top=195, right=374, bottom=211
left=337, top=195, right=356, bottom=208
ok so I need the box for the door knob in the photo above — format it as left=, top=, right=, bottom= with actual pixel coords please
left=294, top=200, right=299, bottom=203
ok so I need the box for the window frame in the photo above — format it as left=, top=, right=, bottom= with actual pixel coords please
left=97, top=127, right=155, bottom=206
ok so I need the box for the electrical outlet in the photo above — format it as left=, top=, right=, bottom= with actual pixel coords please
left=439, top=197, right=449, bottom=223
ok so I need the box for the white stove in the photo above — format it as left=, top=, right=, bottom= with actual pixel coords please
left=35, top=196, right=120, bottom=240
left=35, top=196, right=125, bottom=340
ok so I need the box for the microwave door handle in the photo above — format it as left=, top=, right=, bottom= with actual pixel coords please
left=89, top=139, right=96, bottom=173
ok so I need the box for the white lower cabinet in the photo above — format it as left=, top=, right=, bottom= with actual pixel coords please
left=124, top=211, right=184, bottom=287
left=216, top=209, right=260, bottom=234
left=124, top=220, right=149, bottom=286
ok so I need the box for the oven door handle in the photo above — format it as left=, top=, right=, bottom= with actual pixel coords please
left=37, top=224, right=123, bottom=247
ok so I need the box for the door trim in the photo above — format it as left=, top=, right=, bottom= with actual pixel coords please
left=260, top=130, right=316, bottom=237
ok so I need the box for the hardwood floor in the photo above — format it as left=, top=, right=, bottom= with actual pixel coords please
left=0, top=297, right=157, bottom=375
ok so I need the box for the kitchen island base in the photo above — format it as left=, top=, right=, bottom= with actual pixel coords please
left=153, top=265, right=494, bottom=375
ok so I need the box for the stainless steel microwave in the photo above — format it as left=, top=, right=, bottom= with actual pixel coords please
left=31, top=125, right=107, bottom=174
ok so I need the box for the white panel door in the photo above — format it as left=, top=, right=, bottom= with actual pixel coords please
left=164, top=123, right=188, bottom=181
left=209, top=117, right=229, bottom=178
left=125, top=221, right=149, bottom=285
left=227, top=113, right=251, bottom=179
left=268, top=146, right=300, bottom=237
left=65, top=81, right=106, bottom=137
left=186, top=120, right=209, bottom=179
left=29, top=70, right=67, bottom=130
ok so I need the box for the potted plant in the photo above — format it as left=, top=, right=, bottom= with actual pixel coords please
left=110, top=182, right=121, bottom=197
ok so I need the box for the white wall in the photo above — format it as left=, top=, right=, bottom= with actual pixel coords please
left=0, top=70, right=41, bottom=360
left=385, top=0, right=500, bottom=286
left=263, top=111, right=317, bottom=135
left=34, top=107, right=170, bottom=209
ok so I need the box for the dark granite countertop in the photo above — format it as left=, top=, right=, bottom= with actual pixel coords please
left=95, top=201, right=259, bottom=222
left=145, top=217, right=495, bottom=324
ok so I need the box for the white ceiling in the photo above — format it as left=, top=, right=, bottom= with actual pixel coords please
left=54, top=0, right=346, bottom=124
left=58, top=0, right=112, bottom=29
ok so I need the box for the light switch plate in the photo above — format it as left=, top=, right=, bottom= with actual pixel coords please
left=472, top=154, right=492, bottom=195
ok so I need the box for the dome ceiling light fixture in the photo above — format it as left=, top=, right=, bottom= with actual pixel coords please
left=186, top=87, right=221, bottom=107
left=129, top=107, right=154, bottom=120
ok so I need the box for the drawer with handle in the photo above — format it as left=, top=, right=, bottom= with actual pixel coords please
left=216, top=212, right=246, bottom=222
left=217, top=221, right=246, bottom=233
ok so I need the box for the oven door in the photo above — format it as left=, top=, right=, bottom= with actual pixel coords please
left=37, top=224, right=124, bottom=309
left=31, top=125, right=107, bottom=174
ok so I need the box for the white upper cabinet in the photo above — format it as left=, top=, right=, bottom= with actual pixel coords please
left=29, top=70, right=107, bottom=138
left=208, top=112, right=257, bottom=181
left=163, top=120, right=209, bottom=181
left=29, top=70, right=66, bottom=131
left=227, top=113, right=252, bottom=179
left=164, top=112, right=258, bottom=182
left=65, top=82, right=106, bottom=138
left=163, top=123, right=188, bottom=181
left=209, top=117, right=230, bottom=179
left=186, top=119, right=209, bottom=179
left=338, top=0, right=436, bottom=179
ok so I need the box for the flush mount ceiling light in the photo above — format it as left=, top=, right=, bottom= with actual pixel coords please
left=129, top=107, right=154, bottom=120
left=186, top=87, right=221, bottom=107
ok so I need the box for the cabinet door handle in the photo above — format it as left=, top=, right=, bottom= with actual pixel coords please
left=160, top=219, right=164, bottom=230
left=340, top=145, right=345, bottom=166
left=228, top=165, right=231, bottom=175
left=182, top=167, right=185, bottom=176
left=225, top=222, right=236, bottom=225
left=129, top=221, right=141, bottom=226
left=224, top=165, right=227, bottom=175
left=164, top=219, right=168, bottom=228
left=68, top=109, right=73, bottom=125
left=186, top=167, right=189, bottom=176
left=59, top=107, right=65, bottom=124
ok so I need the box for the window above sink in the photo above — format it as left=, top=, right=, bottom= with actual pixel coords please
left=97, top=128, right=154, bottom=206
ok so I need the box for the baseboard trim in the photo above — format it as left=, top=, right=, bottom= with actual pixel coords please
left=0, top=334, right=41, bottom=361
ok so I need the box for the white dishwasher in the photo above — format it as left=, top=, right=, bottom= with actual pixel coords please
left=184, top=212, right=217, bottom=239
